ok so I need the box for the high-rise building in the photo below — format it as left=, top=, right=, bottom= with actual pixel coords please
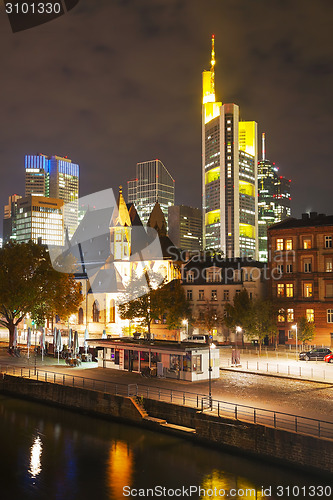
left=127, top=159, right=175, bottom=227
left=25, top=155, right=50, bottom=197
left=25, top=154, right=79, bottom=238
left=168, top=205, right=202, bottom=252
left=16, top=196, right=64, bottom=247
left=3, top=194, right=22, bottom=244
left=258, top=133, right=291, bottom=261
left=202, top=36, right=258, bottom=258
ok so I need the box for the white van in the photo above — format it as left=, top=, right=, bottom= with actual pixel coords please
left=183, top=335, right=207, bottom=343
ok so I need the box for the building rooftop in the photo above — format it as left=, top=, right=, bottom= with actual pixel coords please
left=88, top=337, right=213, bottom=353
left=268, top=213, right=333, bottom=230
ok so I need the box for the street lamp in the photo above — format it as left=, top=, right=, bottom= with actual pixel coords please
left=208, top=340, right=216, bottom=409
left=234, top=326, right=243, bottom=365
left=292, top=323, right=298, bottom=360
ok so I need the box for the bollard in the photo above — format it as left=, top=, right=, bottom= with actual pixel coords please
left=277, top=364, right=279, bottom=374
left=257, top=361, right=259, bottom=370
left=254, top=409, right=256, bottom=424
left=63, top=375, right=65, bottom=385
left=235, top=406, right=238, bottom=420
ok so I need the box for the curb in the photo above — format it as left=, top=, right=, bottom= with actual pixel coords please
left=220, top=367, right=333, bottom=385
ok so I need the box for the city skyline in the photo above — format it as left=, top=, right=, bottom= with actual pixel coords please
left=0, top=0, right=332, bottom=238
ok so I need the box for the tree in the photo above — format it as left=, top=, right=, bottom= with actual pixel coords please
left=0, top=242, right=82, bottom=346
left=193, top=300, right=222, bottom=341
left=245, top=299, right=279, bottom=354
left=224, top=289, right=252, bottom=332
left=297, top=316, right=316, bottom=348
left=160, top=280, right=191, bottom=331
left=118, top=271, right=165, bottom=340
left=224, top=290, right=279, bottom=353
left=118, top=272, right=190, bottom=339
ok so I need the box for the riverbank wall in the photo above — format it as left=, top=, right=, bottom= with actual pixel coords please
left=1, top=374, right=332, bottom=477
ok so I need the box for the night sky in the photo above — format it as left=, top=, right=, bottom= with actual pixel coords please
left=0, top=0, right=333, bottom=236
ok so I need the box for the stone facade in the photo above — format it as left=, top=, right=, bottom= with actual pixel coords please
left=268, top=213, right=333, bottom=346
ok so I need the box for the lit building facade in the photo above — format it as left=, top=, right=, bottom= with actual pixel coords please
left=25, top=155, right=50, bottom=197
left=202, top=36, right=258, bottom=258
left=182, top=257, right=265, bottom=343
left=25, top=154, right=79, bottom=238
left=168, top=205, right=202, bottom=252
left=258, top=133, right=291, bottom=261
left=3, top=194, right=22, bottom=244
left=16, top=196, right=64, bottom=246
left=127, top=159, right=175, bottom=227
left=268, top=213, right=333, bottom=346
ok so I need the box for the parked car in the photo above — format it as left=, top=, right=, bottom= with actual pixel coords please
left=299, top=348, right=331, bottom=361
left=324, top=353, right=333, bottom=363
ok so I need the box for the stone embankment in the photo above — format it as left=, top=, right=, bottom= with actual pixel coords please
left=1, top=373, right=332, bottom=476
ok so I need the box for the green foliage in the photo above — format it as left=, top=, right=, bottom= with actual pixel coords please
left=160, top=280, right=191, bottom=330
left=224, top=289, right=252, bottom=330
left=118, top=272, right=190, bottom=338
left=224, top=289, right=279, bottom=352
left=0, top=242, right=82, bottom=346
left=297, top=316, right=316, bottom=345
left=193, top=300, right=222, bottom=336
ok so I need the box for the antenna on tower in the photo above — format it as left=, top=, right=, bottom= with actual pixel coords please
left=210, top=34, right=216, bottom=95
left=262, top=132, right=266, bottom=161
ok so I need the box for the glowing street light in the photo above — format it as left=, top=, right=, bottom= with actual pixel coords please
left=208, top=341, right=216, bottom=409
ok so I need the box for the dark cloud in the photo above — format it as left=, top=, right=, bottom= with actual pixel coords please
left=0, top=0, right=332, bottom=231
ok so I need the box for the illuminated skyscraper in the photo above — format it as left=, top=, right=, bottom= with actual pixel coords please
left=168, top=205, right=202, bottom=252
left=258, top=133, right=291, bottom=261
left=2, top=194, right=22, bottom=244
left=202, top=36, right=258, bottom=258
left=127, top=159, right=175, bottom=227
left=16, top=196, right=64, bottom=247
left=25, top=154, right=79, bottom=238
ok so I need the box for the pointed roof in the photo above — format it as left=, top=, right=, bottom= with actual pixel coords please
left=147, top=201, right=167, bottom=237
left=111, top=186, right=132, bottom=227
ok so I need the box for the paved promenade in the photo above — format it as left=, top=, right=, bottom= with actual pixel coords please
left=1, top=347, right=332, bottom=424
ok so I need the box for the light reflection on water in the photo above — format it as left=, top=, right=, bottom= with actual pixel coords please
left=29, top=435, right=42, bottom=479
left=0, top=395, right=326, bottom=500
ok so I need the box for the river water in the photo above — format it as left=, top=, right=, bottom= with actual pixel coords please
left=0, top=395, right=330, bottom=500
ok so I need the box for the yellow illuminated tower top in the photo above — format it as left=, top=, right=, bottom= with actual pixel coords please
left=202, top=35, right=221, bottom=123
left=202, top=35, right=216, bottom=104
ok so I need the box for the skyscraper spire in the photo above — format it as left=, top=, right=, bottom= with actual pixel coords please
left=210, top=34, right=215, bottom=96
left=202, top=34, right=217, bottom=105
left=262, top=132, right=266, bottom=161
